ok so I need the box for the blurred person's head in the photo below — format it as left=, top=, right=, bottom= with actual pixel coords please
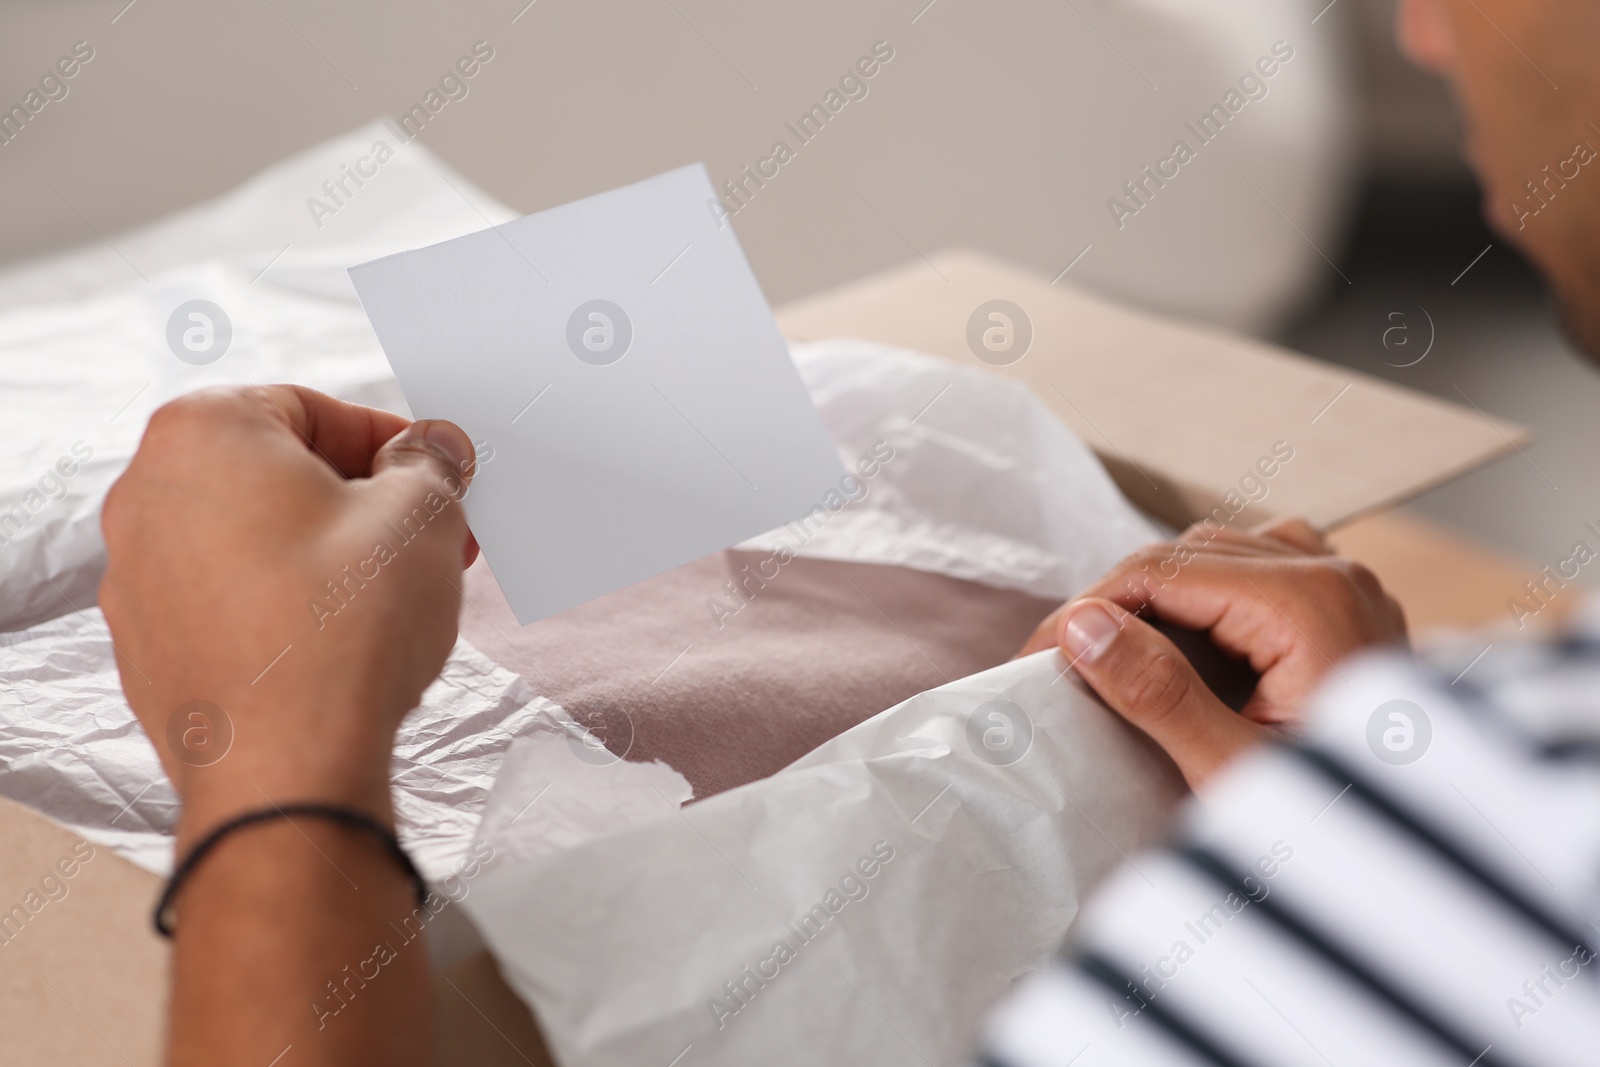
left=1398, top=0, right=1600, bottom=357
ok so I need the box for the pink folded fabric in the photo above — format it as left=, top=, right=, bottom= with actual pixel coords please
left=457, top=551, right=1060, bottom=799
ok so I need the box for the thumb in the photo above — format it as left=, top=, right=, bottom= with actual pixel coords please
left=369, top=419, right=478, bottom=562
left=1057, top=598, right=1264, bottom=788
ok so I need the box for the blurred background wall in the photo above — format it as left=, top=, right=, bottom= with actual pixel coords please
left=2, top=0, right=1362, bottom=333
left=2, top=0, right=1594, bottom=577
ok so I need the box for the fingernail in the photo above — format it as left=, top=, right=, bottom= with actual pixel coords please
left=414, top=420, right=475, bottom=475
left=1061, top=603, right=1118, bottom=664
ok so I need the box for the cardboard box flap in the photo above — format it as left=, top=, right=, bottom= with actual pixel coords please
left=0, top=788, right=560, bottom=1067
left=0, top=795, right=166, bottom=1066
left=776, top=249, right=1529, bottom=531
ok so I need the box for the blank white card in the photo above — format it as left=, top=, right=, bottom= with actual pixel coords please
left=349, top=163, right=846, bottom=623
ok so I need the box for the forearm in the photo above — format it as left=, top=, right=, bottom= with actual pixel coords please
left=166, top=813, right=435, bottom=1066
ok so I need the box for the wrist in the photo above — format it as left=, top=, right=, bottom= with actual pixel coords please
left=175, top=758, right=395, bottom=851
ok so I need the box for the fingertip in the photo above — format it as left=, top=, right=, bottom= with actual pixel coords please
left=373, top=420, right=478, bottom=496
left=1059, top=598, right=1124, bottom=666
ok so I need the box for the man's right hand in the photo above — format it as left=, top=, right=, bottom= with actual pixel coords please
left=1019, top=517, right=1408, bottom=788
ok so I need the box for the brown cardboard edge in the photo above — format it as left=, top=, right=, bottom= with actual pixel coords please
left=1316, top=432, right=1527, bottom=533
left=776, top=248, right=1532, bottom=530
left=0, top=797, right=559, bottom=1067
left=0, top=795, right=167, bottom=1067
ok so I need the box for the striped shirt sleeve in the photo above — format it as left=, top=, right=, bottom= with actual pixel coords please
left=978, top=617, right=1600, bottom=1067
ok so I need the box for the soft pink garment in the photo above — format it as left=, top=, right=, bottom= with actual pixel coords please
left=458, top=551, right=1060, bottom=799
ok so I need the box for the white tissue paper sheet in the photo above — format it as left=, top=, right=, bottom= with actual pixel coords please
left=753, top=338, right=1164, bottom=598
left=464, top=651, right=1187, bottom=1067
left=0, top=607, right=679, bottom=880
left=0, top=120, right=517, bottom=635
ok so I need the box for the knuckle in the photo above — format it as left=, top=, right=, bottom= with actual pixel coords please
left=1260, top=515, right=1328, bottom=554
left=140, top=397, right=191, bottom=438
left=1316, top=573, right=1367, bottom=621
left=1296, top=520, right=1326, bottom=546
left=1125, top=543, right=1177, bottom=573
left=1385, top=593, right=1409, bottom=633
left=146, top=390, right=207, bottom=425
left=1343, top=559, right=1383, bottom=594
left=1326, top=558, right=1383, bottom=602
left=1271, top=515, right=1315, bottom=537
left=1304, top=558, right=1351, bottom=595
left=1291, top=559, right=1393, bottom=636
left=142, top=389, right=230, bottom=441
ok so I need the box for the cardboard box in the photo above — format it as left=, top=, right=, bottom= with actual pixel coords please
left=0, top=251, right=1531, bottom=1064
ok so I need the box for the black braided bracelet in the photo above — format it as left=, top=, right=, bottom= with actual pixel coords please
left=154, top=803, right=428, bottom=938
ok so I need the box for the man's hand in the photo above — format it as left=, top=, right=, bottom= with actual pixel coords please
left=101, top=385, right=477, bottom=837
left=100, top=385, right=479, bottom=1067
left=1019, top=517, right=1407, bottom=788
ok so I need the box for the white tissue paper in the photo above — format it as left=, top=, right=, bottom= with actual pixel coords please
left=0, top=121, right=517, bottom=634
left=464, top=651, right=1186, bottom=1067
left=757, top=338, right=1164, bottom=598
left=0, top=607, right=661, bottom=881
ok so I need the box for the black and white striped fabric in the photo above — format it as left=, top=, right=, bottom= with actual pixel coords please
left=979, top=613, right=1600, bottom=1067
